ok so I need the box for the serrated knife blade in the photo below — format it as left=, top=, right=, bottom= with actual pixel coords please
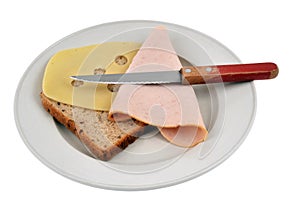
left=71, top=70, right=182, bottom=84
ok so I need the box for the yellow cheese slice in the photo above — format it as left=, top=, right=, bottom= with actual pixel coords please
left=42, top=42, right=141, bottom=111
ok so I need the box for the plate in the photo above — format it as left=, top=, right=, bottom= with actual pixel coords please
left=14, top=20, right=256, bottom=190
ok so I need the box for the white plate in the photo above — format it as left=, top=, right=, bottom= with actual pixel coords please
left=14, top=20, right=256, bottom=190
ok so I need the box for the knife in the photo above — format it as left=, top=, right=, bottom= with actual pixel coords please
left=70, top=62, right=278, bottom=85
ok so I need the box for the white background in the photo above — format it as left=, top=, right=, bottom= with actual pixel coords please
left=1, top=0, right=299, bottom=198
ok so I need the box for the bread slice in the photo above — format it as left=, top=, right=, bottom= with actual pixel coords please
left=40, top=92, right=144, bottom=161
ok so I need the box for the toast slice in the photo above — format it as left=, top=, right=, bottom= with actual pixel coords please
left=40, top=92, right=144, bottom=161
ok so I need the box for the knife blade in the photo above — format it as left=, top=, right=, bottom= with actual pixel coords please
left=70, top=62, right=278, bottom=85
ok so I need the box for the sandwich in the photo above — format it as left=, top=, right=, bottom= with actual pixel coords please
left=41, top=26, right=208, bottom=161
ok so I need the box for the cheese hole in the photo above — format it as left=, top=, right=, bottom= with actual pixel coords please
left=107, top=84, right=120, bottom=92
left=71, top=80, right=84, bottom=87
left=115, top=55, right=127, bottom=65
left=94, top=68, right=106, bottom=75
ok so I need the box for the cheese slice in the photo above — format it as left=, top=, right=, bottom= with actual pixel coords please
left=42, top=42, right=141, bottom=111
left=109, top=27, right=208, bottom=147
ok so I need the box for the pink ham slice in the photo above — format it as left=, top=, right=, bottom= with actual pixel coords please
left=108, top=26, right=208, bottom=147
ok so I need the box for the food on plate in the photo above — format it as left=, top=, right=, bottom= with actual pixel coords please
left=40, top=93, right=144, bottom=160
left=41, top=42, right=145, bottom=161
left=109, top=26, right=208, bottom=147
left=42, top=42, right=141, bottom=111
left=41, top=26, right=208, bottom=161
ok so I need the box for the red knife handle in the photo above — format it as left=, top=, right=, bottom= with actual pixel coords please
left=181, top=62, right=279, bottom=85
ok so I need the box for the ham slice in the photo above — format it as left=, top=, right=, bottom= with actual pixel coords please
left=109, top=26, right=208, bottom=147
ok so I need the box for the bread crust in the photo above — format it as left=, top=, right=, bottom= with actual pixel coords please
left=40, top=92, right=144, bottom=161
